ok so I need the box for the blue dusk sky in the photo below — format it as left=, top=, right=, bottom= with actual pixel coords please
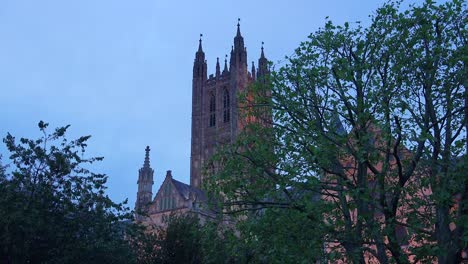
left=0, top=0, right=428, bottom=208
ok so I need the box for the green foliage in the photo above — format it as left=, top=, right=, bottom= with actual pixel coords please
left=0, top=121, right=135, bottom=263
left=237, top=208, right=325, bottom=263
left=160, top=214, right=203, bottom=264
left=132, top=214, right=204, bottom=264
left=205, top=0, right=467, bottom=262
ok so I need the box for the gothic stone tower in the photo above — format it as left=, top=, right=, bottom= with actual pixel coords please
left=190, top=21, right=268, bottom=188
left=135, top=146, right=154, bottom=216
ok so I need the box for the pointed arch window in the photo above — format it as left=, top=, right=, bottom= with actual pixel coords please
left=160, top=183, right=174, bottom=211
left=223, top=89, right=230, bottom=123
left=209, top=93, right=216, bottom=127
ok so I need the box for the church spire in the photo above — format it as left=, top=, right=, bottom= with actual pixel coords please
left=233, top=18, right=245, bottom=51
left=251, top=61, right=256, bottom=81
left=230, top=45, right=235, bottom=66
left=260, top=41, right=265, bottom=59
left=143, top=145, right=150, bottom=168
left=257, top=41, right=269, bottom=81
left=198, top=34, right=203, bottom=53
left=216, top=57, right=220, bottom=76
left=135, top=145, right=154, bottom=220
left=193, top=33, right=207, bottom=78
left=195, top=33, right=205, bottom=63
left=231, top=19, right=247, bottom=69
left=223, top=54, right=228, bottom=73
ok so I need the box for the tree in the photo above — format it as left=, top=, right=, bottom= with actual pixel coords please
left=132, top=214, right=204, bottom=264
left=206, top=0, right=467, bottom=262
left=234, top=207, right=325, bottom=263
left=392, top=1, right=467, bottom=262
left=0, top=121, right=135, bottom=263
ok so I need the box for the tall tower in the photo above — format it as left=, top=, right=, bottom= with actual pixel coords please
left=190, top=34, right=207, bottom=188
left=229, top=19, right=249, bottom=135
left=135, top=146, right=154, bottom=214
left=190, top=21, right=267, bottom=189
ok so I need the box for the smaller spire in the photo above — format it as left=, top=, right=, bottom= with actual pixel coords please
left=258, top=42, right=269, bottom=80
left=236, top=18, right=241, bottom=37
left=261, top=41, right=265, bottom=58
left=230, top=46, right=235, bottom=66
left=216, top=57, right=220, bottom=76
left=223, top=54, right=228, bottom=73
left=331, top=111, right=346, bottom=136
left=251, top=61, right=256, bottom=81
left=198, top=34, right=203, bottom=52
left=143, top=146, right=151, bottom=168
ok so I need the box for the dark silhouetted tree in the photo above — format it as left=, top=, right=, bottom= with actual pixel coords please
left=0, top=121, right=135, bottom=263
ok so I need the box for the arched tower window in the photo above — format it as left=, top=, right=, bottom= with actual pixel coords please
left=223, top=89, right=230, bottom=123
left=209, top=93, right=216, bottom=127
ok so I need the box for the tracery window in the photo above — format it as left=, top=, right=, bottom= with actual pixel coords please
left=160, top=183, right=174, bottom=211
left=209, top=93, right=216, bottom=127
left=223, top=89, right=230, bottom=123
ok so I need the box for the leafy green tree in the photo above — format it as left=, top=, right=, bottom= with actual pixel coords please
left=132, top=214, right=204, bottom=264
left=159, top=214, right=203, bottom=264
left=206, top=0, right=467, bottom=262
left=198, top=221, right=236, bottom=264
left=392, top=1, right=467, bottom=262
left=235, top=208, right=325, bottom=263
left=0, top=121, right=135, bottom=263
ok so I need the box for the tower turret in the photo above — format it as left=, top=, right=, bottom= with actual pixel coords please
left=223, top=54, right=229, bottom=74
left=216, top=57, right=220, bottom=77
left=234, top=19, right=244, bottom=50
left=230, top=19, right=247, bottom=70
left=193, top=34, right=207, bottom=78
left=135, top=146, right=154, bottom=217
left=257, top=42, right=269, bottom=82
left=251, top=61, right=256, bottom=81
left=190, top=34, right=207, bottom=188
left=230, top=45, right=235, bottom=66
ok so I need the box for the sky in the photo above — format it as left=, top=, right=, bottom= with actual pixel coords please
left=0, top=0, right=427, bottom=208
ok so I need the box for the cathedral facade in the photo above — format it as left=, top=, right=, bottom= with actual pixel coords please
left=134, top=22, right=268, bottom=225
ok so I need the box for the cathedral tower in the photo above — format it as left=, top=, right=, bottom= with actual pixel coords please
left=134, top=22, right=269, bottom=226
left=135, top=146, right=154, bottom=214
left=190, top=21, right=268, bottom=188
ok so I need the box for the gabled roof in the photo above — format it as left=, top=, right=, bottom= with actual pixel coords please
left=153, top=170, right=206, bottom=203
left=171, top=178, right=206, bottom=201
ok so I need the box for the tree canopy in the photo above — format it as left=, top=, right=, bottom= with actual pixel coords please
left=205, top=0, right=467, bottom=262
left=0, top=121, right=135, bottom=263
